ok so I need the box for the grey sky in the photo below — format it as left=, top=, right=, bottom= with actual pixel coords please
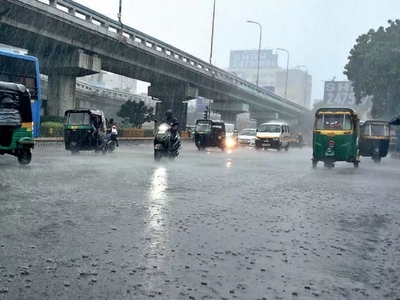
left=76, top=0, right=400, bottom=103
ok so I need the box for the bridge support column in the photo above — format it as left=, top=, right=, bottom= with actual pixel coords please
left=250, top=111, right=279, bottom=126
left=47, top=74, right=76, bottom=117
left=148, top=83, right=198, bottom=131
left=220, top=112, right=239, bottom=126
left=39, top=49, right=101, bottom=116
left=211, top=100, right=249, bottom=127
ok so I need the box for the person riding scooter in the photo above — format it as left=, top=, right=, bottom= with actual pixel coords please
left=107, top=118, right=119, bottom=147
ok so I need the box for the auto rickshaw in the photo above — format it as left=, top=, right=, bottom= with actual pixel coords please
left=0, top=82, right=34, bottom=165
left=359, top=120, right=390, bottom=163
left=194, top=119, right=226, bottom=151
left=64, top=109, right=107, bottom=154
left=312, top=108, right=360, bottom=169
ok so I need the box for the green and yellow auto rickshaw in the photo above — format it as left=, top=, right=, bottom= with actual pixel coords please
left=194, top=119, right=226, bottom=151
left=0, top=82, right=34, bottom=165
left=312, top=108, right=360, bottom=169
left=359, top=120, right=390, bottom=163
left=64, top=109, right=107, bottom=154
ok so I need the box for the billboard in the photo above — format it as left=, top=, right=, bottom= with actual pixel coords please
left=323, top=81, right=373, bottom=107
left=196, top=97, right=214, bottom=111
left=229, top=50, right=278, bottom=69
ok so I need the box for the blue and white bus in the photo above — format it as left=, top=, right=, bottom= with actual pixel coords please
left=0, top=50, right=41, bottom=137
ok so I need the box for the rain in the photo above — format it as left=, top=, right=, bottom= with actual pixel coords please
left=1, top=1, right=400, bottom=300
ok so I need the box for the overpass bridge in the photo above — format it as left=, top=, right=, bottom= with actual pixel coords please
left=0, top=0, right=311, bottom=128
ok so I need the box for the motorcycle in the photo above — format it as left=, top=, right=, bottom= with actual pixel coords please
left=106, top=126, right=118, bottom=153
left=154, top=122, right=180, bottom=161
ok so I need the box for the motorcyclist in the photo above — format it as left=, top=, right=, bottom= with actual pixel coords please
left=107, top=118, right=119, bottom=147
left=163, top=109, right=179, bottom=133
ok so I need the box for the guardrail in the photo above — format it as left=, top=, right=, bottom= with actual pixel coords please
left=29, top=0, right=308, bottom=114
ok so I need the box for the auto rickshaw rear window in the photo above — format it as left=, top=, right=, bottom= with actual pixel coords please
left=364, top=124, right=389, bottom=136
left=196, top=123, right=211, bottom=131
left=316, top=114, right=352, bottom=130
left=67, top=112, right=90, bottom=125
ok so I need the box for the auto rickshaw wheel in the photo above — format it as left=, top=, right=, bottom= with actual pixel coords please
left=372, top=156, right=381, bottom=163
left=353, top=161, right=359, bottom=168
left=324, top=157, right=334, bottom=169
left=18, top=148, right=32, bottom=165
left=312, top=160, right=318, bottom=169
left=71, top=149, right=79, bottom=155
left=277, top=144, right=282, bottom=152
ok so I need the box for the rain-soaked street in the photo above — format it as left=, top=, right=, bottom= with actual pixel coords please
left=1, top=144, right=400, bottom=300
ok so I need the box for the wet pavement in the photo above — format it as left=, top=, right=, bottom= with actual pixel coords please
left=1, top=144, right=400, bottom=300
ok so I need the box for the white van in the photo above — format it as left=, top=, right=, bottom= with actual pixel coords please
left=255, top=122, right=290, bottom=151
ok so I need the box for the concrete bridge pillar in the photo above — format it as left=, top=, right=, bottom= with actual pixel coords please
left=38, top=49, right=101, bottom=116
left=148, top=83, right=198, bottom=131
left=47, top=74, right=76, bottom=117
left=211, top=100, right=249, bottom=127
left=250, top=111, right=279, bottom=127
left=220, top=112, right=239, bottom=126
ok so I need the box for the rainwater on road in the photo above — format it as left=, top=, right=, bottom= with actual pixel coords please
left=1, top=144, right=400, bottom=300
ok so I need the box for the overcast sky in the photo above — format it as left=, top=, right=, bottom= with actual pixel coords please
left=75, top=0, right=400, bottom=102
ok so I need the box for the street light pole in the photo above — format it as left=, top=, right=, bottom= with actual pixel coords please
left=277, top=48, right=289, bottom=99
left=247, top=21, right=262, bottom=86
left=296, top=65, right=309, bottom=108
left=118, top=0, right=123, bottom=32
left=209, top=0, right=216, bottom=65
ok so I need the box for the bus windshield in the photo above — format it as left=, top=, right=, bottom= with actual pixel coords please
left=316, top=114, right=352, bottom=130
left=0, top=55, right=38, bottom=99
left=0, top=51, right=41, bottom=137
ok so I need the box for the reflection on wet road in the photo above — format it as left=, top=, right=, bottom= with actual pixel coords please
left=1, top=144, right=400, bottom=300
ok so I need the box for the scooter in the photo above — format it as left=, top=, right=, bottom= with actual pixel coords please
left=154, top=121, right=180, bottom=161
left=106, top=126, right=118, bottom=153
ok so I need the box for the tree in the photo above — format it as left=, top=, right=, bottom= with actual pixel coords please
left=344, top=19, right=400, bottom=119
left=117, top=100, right=155, bottom=128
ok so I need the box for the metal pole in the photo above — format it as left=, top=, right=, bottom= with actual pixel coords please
left=296, top=65, right=308, bottom=107
left=247, top=21, right=262, bottom=86
left=209, top=0, right=216, bottom=65
left=118, top=0, right=123, bottom=32
left=277, top=48, right=289, bottom=99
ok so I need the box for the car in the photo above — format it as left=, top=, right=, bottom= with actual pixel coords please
left=238, top=128, right=257, bottom=147
left=255, top=122, right=290, bottom=151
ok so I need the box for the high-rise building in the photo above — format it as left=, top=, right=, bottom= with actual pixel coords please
left=228, top=49, right=312, bottom=108
left=275, top=69, right=312, bottom=109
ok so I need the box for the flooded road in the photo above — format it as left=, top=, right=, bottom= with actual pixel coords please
left=1, top=144, right=400, bottom=300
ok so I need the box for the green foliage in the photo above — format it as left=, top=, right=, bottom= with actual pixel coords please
left=117, top=100, right=155, bottom=128
left=344, top=19, right=400, bottom=119
left=40, top=122, right=64, bottom=137
left=41, top=115, right=64, bottom=124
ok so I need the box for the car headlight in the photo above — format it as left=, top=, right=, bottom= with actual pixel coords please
left=273, top=138, right=279, bottom=141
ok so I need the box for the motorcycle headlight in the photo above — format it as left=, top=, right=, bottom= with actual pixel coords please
left=226, top=138, right=235, bottom=148
left=159, top=124, right=169, bottom=130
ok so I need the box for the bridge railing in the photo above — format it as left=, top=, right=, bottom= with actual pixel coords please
left=33, top=0, right=307, bottom=114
